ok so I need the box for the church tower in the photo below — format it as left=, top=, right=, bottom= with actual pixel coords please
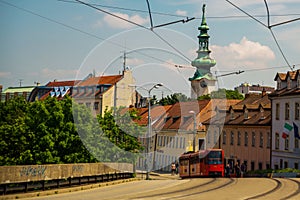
left=189, top=4, right=216, bottom=99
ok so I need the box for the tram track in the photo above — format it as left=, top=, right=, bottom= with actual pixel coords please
left=245, top=178, right=282, bottom=200
left=168, top=178, right=235, bottom=199
left=131, top=178, right=236, bottom=200
left=279, top=178, right=300, bottom=200
left=245, top=178, right=300, bottom=200
left=129, top=178, right=217, bottom=199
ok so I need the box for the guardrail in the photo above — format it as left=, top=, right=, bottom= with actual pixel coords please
left=0, top=163, right=133, bottom=195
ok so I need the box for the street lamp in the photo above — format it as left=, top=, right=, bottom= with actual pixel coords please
left=146, top=83, right=163, bottom=179
left=189, top=110, right=197, bottom=152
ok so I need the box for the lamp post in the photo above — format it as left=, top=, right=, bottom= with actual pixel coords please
left=146, top=83, right=163, bottom=180
left=189, top=110, right=197, bottom=152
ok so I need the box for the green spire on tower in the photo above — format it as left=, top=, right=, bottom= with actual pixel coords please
left=189, top=4, right=216, bottom=81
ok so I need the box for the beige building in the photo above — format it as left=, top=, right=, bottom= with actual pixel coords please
left=135, top=99, right=240, bottom=172
left=29, top=70, right=137, bottom=116
left=72, top=70, right=136, bottom=116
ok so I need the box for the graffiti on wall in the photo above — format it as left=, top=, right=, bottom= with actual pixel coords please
left=19, top=166, right=47, bottom=177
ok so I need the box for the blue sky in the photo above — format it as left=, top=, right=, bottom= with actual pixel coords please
left=0, top=0, right=299, bottom=97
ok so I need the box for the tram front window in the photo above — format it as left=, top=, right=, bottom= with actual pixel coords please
left=207, top=151, right=222, bottom=164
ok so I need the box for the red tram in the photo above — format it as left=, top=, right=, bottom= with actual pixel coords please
left=179, top=149, right=224, bottom=178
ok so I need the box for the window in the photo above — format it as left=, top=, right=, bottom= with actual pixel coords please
left=267, top=132, right=271, bottom=148
left=85, top=102, right=91, bottom=108
left=258, top=162, right=263, bottom=170
left=93, top=102, right=99, bottom=110
left=284, top=161, right=288, bottom=169
left=295, top=102, right=300, bottom=120
left=222, top=131, right=226, bottom=145
left=285, top=136, right=289, bottom=150
left=295, top=163, right=299, bottom=170
left=230, top=131, right=234, bottom=145
left=259, top=132, right=263, bottom=148
left=252, top=132, right=256, bottom=147
left=245, top=132, right=248, bottom=146
left=275, top=133, right=279, bottom=149
left=237, top=131, right=241, bottom=146
left=295, top=138, right=299, bottom=149
left=285, top=102, right=290, bottom=120
left=251, top=161, right=255, bottom=171
left=276, top=103, right=280, bottom=120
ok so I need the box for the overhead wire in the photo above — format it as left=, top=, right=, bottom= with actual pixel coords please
left=57, top=0, right=300, bottom=20
left=0, top=0, right=188, bottom=71
left=74, top=0, right=192, bottom=62
left=225, top=0, right=296, bottom=71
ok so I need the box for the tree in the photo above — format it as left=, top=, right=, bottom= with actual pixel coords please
left=96, top=107, right=145, bottom=163
left=197, top=89, right=244, bottom=100
left=159, top=93, right=190, bottom=105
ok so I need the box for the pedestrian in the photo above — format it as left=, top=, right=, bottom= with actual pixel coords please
left=171, top=162, right=176, bottom=176
left=235, top=163, right=241, bottom=178
left=241, top=163, right=246, bottom=178
left=175, top=161, right=179, bottom=175
left=225, top=164, right=230, bottom=178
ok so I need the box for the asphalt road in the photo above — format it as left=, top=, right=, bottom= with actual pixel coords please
left=21, top=176, right=300, bottom=200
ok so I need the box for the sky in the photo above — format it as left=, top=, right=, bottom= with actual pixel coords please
left=0, top=0, right=299, bottom=97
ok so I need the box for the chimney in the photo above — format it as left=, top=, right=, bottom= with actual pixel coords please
left=262, top=88, right=266, bottom=97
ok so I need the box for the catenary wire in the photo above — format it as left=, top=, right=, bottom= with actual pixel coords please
left=74, top=0, right=192, bottom=62
left=0, top=0, right=189, bottom=71
left=57, top=0, right=300, bottom=20
left=225, top=0, right=295, bottom=71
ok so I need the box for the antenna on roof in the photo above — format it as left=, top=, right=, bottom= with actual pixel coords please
left=19, top=79, right=23, bottom=87
left=122, top=51, right=127, bottom=72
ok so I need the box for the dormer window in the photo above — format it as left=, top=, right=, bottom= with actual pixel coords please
left=277, top=80, right=281, bottom=90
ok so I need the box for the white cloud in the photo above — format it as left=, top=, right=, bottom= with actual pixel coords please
left=210, top=37, right=275, bottom=71
left=126, top=58, right=145, bottom=66
left=93, top=20, right=103, bottom=28
left=176, top=10, right=187, bottom=16
left=103, top=12, right=148, bottom=29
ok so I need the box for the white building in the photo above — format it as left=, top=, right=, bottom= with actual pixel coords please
left=269, top=69, right=300, bottom=169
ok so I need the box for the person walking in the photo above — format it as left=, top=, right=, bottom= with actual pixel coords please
left=171, top=163, right=176, bottom=176
left=225, top=164, right=230, bottom=177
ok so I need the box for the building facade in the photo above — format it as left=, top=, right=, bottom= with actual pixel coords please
left=269, top=69, right=300, bottom=170
left=204, top=93, right=271, bottom=171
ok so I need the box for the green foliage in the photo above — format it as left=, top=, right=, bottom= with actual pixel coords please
left=159, top=93, right=190, bottom=105
left=246, top=168, right=300, bottom=175
left=96, top=107, right=145, bottom=163
left=0, top=96, right=96, bottom=165
left=197, top=89, right=244, bottom=100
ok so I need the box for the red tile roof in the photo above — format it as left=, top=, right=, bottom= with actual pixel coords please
left=77, top=75, right=123, bottom=86
left=46, top=80, right=79, bottom=87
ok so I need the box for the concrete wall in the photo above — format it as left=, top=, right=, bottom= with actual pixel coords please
left=0, top=163, right=133, bottom=184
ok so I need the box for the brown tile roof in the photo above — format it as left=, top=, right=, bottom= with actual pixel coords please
left=77, top=75, right=123, bottom=86
left=46, top=80, right=79, bottom=87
